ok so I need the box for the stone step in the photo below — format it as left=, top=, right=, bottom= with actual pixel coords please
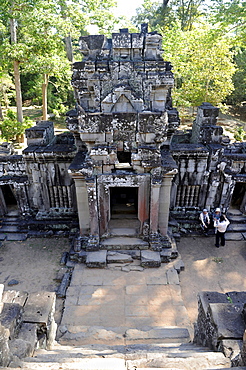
left=228, top=224, right=246, bottom=232
left=108, top=218, right=140, bottom=229
left=11, top=358, right=126, bottom=369
left=227, top=215, right=246, bottom=223
left=0, top=232, right=27, bottom=241
left=111, top=214, right=139, bottom=219
left=8, top=342, right=231, bottom=369
left=126, top=350, right=230, bottom=369
left=109, top=227, right=139, bottom=237
left=57, top=326, right=191, bottom=347
left=227, top=209, right=243, bottom=216
left=1, top=217, right=19, bottom=224
left=101, top=236, right=149, bottom=250
left=225, top=232, right=245, bottom=241
left=0, top=225, right=19, bottom=232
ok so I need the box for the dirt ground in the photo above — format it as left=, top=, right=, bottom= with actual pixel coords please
left=178, top=236, right=246, bottom=332
left=0, top=238, right=69, bottom=294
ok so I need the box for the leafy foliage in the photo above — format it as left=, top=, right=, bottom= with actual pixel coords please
left=0, top=0, right=118, bottom=119
left=234, top=125, right=246, bottom=141
left=0, top=109, right=33, bottom=141
left=162, top=25, right=236, bottom=107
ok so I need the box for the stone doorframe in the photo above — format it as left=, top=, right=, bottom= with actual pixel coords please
left=0, top=186, right=8, bottom=216
left=73, top=169, right=176, bottom=238
left=97, top=173, right=150, bottom=236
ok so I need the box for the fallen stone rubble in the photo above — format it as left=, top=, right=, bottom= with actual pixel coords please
left=0, top=285, right=56, bottom=367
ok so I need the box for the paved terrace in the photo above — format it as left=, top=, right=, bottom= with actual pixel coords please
left=57, top=260, right=192, bottom=346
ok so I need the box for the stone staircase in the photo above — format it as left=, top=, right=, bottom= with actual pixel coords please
left=169, top=208, right=246, bottom=241
left=69, top=217, right=179, bottom=269
left=3, top=341, right=232, bottom=369
left=0, top=211, right=27, bottom=242
left=226, top=208, right=246, bottom=241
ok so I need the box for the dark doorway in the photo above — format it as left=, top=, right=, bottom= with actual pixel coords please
left=0, top=185, right=18, bottom=214
left=231, top=182, right=246, bottom=208
left=110, top=187, right=138, bottom=217
left=231, top=182, right=246, bottom=213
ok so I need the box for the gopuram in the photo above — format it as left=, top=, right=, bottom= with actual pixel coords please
left=0, top=24, right=245, bottom=251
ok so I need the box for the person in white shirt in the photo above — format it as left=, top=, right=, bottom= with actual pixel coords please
left=199, top=209, right=210, bottom=236
left=214, top=214, right=230, bottom=248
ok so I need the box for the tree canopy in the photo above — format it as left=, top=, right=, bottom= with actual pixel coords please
left=1, top=0, right=246, bottom=130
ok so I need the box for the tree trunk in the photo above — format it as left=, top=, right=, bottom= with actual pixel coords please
left=0, top=105, right=3, bottom=120
left=64, top=34, right=73, bottom=63
left=42, top=73, right=48, bottom=120
left=10, top=17, right=23, bottom=123
left=163, top=0, right=170, bottom=7
left=13, top=60, right=23, bottom=123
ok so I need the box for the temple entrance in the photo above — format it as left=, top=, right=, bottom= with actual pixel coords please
left=110, top=187, right=138, bottom=218
left=231, top=182, right=246, bottom=213
left=0, top=185, right=18, bottom=216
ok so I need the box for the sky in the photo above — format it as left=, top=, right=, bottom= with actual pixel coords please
left=114, top=0, right=144, bottom=18
left=86, top=0, right=144, bottom=33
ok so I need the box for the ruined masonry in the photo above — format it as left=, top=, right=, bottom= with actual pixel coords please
left=0, top=24, right=246, bottom=254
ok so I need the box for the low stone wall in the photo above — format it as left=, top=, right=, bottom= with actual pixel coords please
left=0, top=284, right=57, bottom=367
left=194, top=291, right=246, bottom=366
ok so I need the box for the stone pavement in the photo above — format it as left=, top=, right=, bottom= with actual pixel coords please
left=57, top=260, right=192, bottom=346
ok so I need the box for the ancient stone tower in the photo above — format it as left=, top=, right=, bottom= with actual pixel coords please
left=66, top=24, right=180, bottom=250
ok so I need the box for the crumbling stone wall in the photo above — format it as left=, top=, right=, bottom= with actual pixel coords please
left=170, top=103, right=246, bottom=227
left=194, top=291, right=246, bottom=366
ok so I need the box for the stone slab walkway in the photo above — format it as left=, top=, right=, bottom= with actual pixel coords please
left=57, top=262, right=191, bottom=346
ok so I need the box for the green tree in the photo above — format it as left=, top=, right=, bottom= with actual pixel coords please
left=162, top=25, right=236, bottom=107
left=210, top=0, right=246, bottom=106
left=132, top=0, right=206, bottom=31
left=226, top=48, right=246, bottom=105
left=0, top=0, right=118, bottom=122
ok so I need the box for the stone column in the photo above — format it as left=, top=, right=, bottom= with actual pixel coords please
left=74, top=177, right=90, bottom=235
left=149, top=182, right=161, bottom=235
left=86, top=179, right=99, bottom=237
left=242, top=329, right=246, bottom=366
left=159, top=170, right=178, bottom=236
left=138, top=177, right=150, bottom=231
left=0, top=187, right=7, bottom=216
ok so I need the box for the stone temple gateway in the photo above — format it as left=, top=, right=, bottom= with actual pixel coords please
left=66, top=24, right=180, bottom=251
left=0, top=24, right=245, bottom=251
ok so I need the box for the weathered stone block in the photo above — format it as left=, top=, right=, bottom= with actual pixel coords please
left=0, top=323, right=10, bottom=367
left=9, top=338, right=33, bottom=359
left=2, top=290, right=28, bottom=307
left=17, top=322, right=37, bottom=356
left=86, top=250, right=107, bottom=268
left=0, top=303, right=23, bottom=339
left=55, top=267, right=68, bottom=282
left=107, top=251, right=133, bottom=264
left=166, top=267, right=180, bottom=285
left=23, top=292, right=56, bottom=325
left=209, top=303, right=245, bottom=339
left=219, top=339, right=243, bottom=366
left=198, top=291, right=229, bottom=315
left=56, top=272, right=71, bottom=298
left=140, top=250, right=161, bottom=268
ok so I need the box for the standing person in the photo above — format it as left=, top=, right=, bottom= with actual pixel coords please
left=214, top=214, right=230, bottom=248
left=199, top=209, right=210, bottom=236
left=213, top=208, right=221, bottom=222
